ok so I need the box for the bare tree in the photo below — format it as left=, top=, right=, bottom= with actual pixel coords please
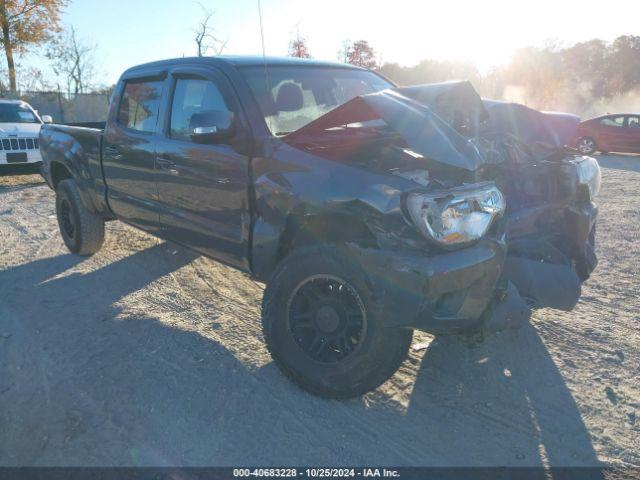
left=337, top=39, right=350, bottom=63
left=346, top=40, right=377, bottom=69
left=17, top=65, right=52, bottom=91
left=47, top=26, right=96, bottom=95
left=288, top=26, right=310, bottom=58
left=193, top=3, right=227, bottom=57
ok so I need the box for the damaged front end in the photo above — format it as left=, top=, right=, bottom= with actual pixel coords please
left=281, top=81, right=599, bottom=335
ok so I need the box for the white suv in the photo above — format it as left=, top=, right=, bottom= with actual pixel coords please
left=0, top=99, right=52, bottom=167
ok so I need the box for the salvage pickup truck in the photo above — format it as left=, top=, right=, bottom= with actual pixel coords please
left=39, top=56, right=599, bottom=398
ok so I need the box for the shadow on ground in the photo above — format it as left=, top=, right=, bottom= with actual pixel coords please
left=0, top=163, right=42, bottom=177
left=596, top=153, right=640, bottom=173
left=0, top=243, right=602, bottom=469
left=0, top=164, right=44, bottom=189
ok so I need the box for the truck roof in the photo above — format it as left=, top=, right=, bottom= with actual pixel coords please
left=122, top=55, right=366, bottom=76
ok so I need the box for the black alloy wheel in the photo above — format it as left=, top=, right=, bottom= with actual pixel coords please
left=287, top=275, right=367, bottom=364
left=59, top=197, right=76, bottom=240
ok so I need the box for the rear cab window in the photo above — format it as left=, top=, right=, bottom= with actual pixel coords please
left=117, top=80, right=164, bottom=133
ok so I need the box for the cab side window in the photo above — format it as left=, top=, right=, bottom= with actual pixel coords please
left=169, top=78, right=233, bottom=141
left=601, top=116, right=625, bottom=128
left=117, top=80, right=164, bottom=133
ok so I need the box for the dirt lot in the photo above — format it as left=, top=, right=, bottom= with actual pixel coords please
left=0, top=157, right=638, bottom=467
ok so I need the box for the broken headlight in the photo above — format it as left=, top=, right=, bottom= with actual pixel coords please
left=576, top=156, right=601, bottom=198
left=406, top=182, right=505, bottom=247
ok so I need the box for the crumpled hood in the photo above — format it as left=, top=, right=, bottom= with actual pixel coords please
left=284, top=80, right=578, bottom=173
left=362, top=89, right=487, bottom=170
left=0, top=123, right=42, bottom=137
left=285, top=84, right=487, bottom=171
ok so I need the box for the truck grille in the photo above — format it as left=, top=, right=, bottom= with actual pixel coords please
left=0, top=138, right=39, bottom=151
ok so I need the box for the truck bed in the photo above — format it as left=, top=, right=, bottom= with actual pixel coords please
left=39, top=123, right=110, bottom=216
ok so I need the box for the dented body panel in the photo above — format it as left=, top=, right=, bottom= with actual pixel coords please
left=39, top=57, right=598, bottom=335
left=250, top=79, right=598, bottom=333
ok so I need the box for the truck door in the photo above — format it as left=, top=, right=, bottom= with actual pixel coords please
left=154, top=67, right=252, bottom=270
left=624, top=115, right=640, bottom=153
left=102, top=72, right=166, bottom=232
left=598, top=115, right=627, bottom=152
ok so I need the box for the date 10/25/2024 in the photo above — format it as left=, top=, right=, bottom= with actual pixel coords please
left=233, top=468, right=400, bottom=478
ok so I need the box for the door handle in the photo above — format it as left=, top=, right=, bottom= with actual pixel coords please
left=156, top=157, right=180, bottom=176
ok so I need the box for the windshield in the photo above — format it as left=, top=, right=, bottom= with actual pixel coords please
left=0, top=103, right=40, bottom=124
left=240, top=66, right=392, bottom=135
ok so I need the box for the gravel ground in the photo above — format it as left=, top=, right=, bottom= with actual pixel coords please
left=0, top=157, right=638, bottom=467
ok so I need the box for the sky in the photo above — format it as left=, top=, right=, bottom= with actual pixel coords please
left=18, top=0, right=640, bottom=87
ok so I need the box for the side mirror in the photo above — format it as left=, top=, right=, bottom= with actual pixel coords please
left=189, top=110, right=235, bottom=144
left=41, top=115, right=53, bottom=124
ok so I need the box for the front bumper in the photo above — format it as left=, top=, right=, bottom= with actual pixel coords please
left=347, top=233, right=508, bottom=335
left=0, top=148, right=42, bottom=165
left=348, top=199, right=598, bottom=335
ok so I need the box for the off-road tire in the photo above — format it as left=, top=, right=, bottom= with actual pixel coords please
left=55, top=179, right=105, bottom=256
left=261, top=246, right=413, bottom=399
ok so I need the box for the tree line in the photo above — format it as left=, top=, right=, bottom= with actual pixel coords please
left=0, top=0, right=102, bottom=94
left=290, top=34, right=640, bottom=116
left=1, top=1, right=639, bottom=116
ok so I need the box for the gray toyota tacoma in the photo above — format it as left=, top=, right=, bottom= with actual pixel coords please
left=39, top=56, right=599, bottom=398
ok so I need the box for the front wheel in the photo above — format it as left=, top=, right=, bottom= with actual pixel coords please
left=577, top=137, right=597, bottom=155
left=55, top=179, right=105, bottom=256
left=262, top=246, right=413, bottom=399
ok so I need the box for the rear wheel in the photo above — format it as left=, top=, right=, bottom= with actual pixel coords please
left=577, top=137, right=597, bottom=155
left=55, top=179, right=105, bottom=256
left=262, top=246, right=413, bottom=399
